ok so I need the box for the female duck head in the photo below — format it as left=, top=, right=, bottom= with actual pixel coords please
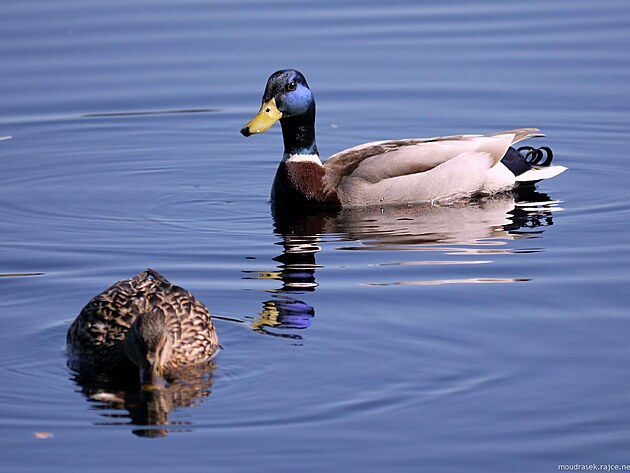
left=241, top=69, right=317, bottom=155
left=123, top=310, right=173, bottom=389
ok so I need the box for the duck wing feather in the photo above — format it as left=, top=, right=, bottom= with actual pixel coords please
left=322, top=129, right=542, bottom=206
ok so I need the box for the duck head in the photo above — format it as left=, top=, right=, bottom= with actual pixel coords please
left=124, top=310, right=173, bottom=389
left=241, top=69, right=318, bottom=156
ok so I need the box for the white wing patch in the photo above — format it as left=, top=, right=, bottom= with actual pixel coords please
left=516, top=165, right=568, bottom=182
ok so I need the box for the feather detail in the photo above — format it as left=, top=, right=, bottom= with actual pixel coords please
left=67, top=269, right=220, bottom=376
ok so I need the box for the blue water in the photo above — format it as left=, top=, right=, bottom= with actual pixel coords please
left=2, top=0, right=630, bottom=471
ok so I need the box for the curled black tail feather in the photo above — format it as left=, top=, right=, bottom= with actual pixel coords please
left=517, top=146, right=554, bottom=166
left=502, top=145, right=555, bottom=177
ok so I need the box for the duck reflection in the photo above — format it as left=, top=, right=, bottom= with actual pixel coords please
left=243, top=217, right=326, bottom=337
left=248, top=297, right=316, bottom=339
left=275, top=188, right=560, bottom=251
left=246, top=188, right=561, bottom=334
left=69, top=361, right=216, bottom=437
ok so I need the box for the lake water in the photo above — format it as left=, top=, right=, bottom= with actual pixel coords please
left=2, top=0, right=630, bottom=471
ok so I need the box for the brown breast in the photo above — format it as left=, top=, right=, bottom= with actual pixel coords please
left=271, top=161, right=341, bottom=208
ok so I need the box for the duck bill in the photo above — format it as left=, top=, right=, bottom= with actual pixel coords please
left=240, top=98, right=282, bottom=136
left=140, top=359, right=166, bottom=390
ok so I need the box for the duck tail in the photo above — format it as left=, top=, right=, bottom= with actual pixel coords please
left=145, top=268, right=169, bottom=284
left=512, top=145, right=568, bottom=182
left=515, top=164, right=568, bottom=182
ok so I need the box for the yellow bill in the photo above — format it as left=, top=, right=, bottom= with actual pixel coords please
left=240, top=98, right=283, bottom=136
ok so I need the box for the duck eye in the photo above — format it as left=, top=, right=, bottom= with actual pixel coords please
left=287, top=81, right=297, bottom=91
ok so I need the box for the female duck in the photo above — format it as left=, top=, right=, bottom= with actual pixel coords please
left=241, top=69, right=566, bottom=208
left=67, top=269, right=220, bottom=387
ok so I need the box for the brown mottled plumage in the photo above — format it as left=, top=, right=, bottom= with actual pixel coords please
left=67, top=269, right=220, bottom=382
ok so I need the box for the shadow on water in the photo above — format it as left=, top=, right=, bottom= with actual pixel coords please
left=243, top=187, right=561, bottom=337
left=69, top=361, right=216, bottom=438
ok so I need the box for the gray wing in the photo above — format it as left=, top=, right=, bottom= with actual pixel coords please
left=322, top=129, right=542, bottom=206
left=322, top=128, right=542, bottom=189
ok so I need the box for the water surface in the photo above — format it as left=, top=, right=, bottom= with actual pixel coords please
left=2, top=1, right=630, bottom=471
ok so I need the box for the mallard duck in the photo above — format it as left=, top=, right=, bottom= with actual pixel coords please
left=67, top=269, right=220, bottom=387
left=240, top=69, right=567, bottom=208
